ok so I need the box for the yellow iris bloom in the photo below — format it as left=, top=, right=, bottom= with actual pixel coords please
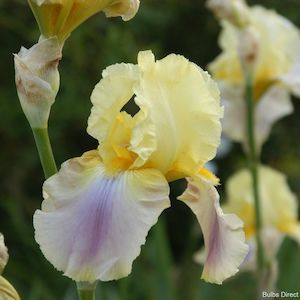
left=209, top=5, right=300, bottom=100
left=209, top=5, right=300, bottom=151
left=221, top=166, right=300, bottom=271
left=33, top=51, right=249, bottom=284
left=224, top=166, right=300, bottom=242
left=28, top=0, right=140, bottom=43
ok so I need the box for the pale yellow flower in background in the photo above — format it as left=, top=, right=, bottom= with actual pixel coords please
left=195, top=166, right=299, bottom=276
left=209, top=5, right=300, bottom=151
left=223, top=166, right=300, bottom=263
left=210, top=5, right=300, bottom=99
left=28, top=0, right=140, bottom=43
left=33, top=51, right=248, bottom=285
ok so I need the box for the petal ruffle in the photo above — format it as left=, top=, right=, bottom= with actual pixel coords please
left=178, top=175, right=248, bottom=284
left=34, top=150, right=170, bottom=282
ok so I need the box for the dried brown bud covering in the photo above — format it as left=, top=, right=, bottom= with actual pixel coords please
left=14, top=37, right=62, bottom=128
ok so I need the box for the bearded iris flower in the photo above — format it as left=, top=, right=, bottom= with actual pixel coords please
left=28, top=0, right=140, bottom=43
left=209, top=5, right=300, bottom=151
left=33, top=51, right=248, bottom=284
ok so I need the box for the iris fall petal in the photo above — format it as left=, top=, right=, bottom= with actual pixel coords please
left=34, top=150, right=170, bottom=282
left=178, top=175, right=248, bottom=284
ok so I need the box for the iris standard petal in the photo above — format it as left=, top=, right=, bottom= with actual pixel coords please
left=34, top=150, right=170, bottom=282
left=178, top=175, right=248, bottom=284
left=88, top=63, right=139, bottom=143
left=135, top=51, right=223, bottom=177
left=88, top=51, right=222, bottom=178
left=87, top=63, right=154, bottom=172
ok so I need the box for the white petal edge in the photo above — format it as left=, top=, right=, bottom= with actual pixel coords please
left=219, top=82, right=293, bottom=152
left=279, top=63, right=300, bottom=98
left=34, top=151, right=170, bottom=282
left=255, top=85, right=293, bottom=149
left=178, top=176, right=249, bottom=284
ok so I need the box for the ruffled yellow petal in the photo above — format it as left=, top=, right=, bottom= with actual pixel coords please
left=224, top=166, right=300, bottom=242
left=135, top=51, right=223, bottom=177
left=179, top=175, right=248, bottom=284
left=34, top=150, right=170, bottom=282
left=88, top=51, right=222, bottom=178
left=87, top=63, right=148, bottom=173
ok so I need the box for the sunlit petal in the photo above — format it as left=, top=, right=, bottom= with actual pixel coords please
left=34, top=150, right=170, bottom=282
left=178, top=175, right=248, bottom=284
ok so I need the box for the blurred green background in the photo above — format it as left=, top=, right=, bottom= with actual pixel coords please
left=1, top=0, right=300, bottom=299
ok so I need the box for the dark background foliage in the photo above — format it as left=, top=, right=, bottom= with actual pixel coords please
left=0, top=0, right=299, bottom=299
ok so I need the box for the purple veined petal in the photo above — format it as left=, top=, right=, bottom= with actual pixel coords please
left=178, top=175, right=249, bottom=284
left=34, top=150, right=170, bottom=282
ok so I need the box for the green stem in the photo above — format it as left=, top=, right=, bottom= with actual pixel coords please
left=153, top=220, right=178, bottom=300
left=77, top=282, right=97, bottom=300
left=32, top=127, right=57, bottom=179
left=244, top=71, right=265, bottom=294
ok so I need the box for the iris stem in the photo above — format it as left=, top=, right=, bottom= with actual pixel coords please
left=244, top=71, right=266, bottom=295
left=153, top=220, right=178, bottom=300
left=77, top=282, right=97, bottom=300
left=32, top=127, right=57, bottom=179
